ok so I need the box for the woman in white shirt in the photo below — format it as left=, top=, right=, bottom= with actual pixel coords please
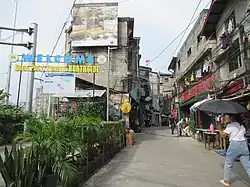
left=219, top=114, right=250, bottom=186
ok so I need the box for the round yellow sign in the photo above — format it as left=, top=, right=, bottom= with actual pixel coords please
left=121, top=102, right=131, bottom=114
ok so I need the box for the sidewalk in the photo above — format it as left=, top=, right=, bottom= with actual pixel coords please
left=83, top=127, right=250, bottom=187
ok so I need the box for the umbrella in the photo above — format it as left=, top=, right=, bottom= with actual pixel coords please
left=198, top=99, right=247, bottom=114
left=190, top=98, right=213, bottom=111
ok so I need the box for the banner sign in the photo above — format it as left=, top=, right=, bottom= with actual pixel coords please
left=15, top=64, right=99, bottom=73
left=71, top=2, right=118, bottom=47
left=182, top=74, right=216, bottom=102
left=11, top=53, right=108, bottom=73
left=43, top=73, right=75, bottom=94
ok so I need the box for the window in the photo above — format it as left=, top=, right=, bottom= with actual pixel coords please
left=164, top=78, right=169, bottom=82
left=225, top=12, right=236, bottom=33
left=228, top=53, right=242, bottom=72
left=197, top=36, right=202, bottom=46
left=187, top=47, right=192, bottom=57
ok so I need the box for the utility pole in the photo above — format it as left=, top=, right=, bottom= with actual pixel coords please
left=16, top=32, right=24, bottom=108
left=5, top=0, right=18, bottom=104
left=106, top=47, right=117, bottom=121
left=26, top=23, right=38, bottom=113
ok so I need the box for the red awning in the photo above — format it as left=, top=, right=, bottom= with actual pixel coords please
left=200, top=0, right=228, bottom=37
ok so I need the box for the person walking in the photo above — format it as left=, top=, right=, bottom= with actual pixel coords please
left=219, top=114, right=250, bottom=186
left=169, top=116, right=176, bottom=135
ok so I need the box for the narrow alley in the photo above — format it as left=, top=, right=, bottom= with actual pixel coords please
left=83, top=127, right=250, bottom=187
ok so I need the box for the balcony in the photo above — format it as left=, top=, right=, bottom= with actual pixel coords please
left=177, top=39, right=216, bottom=80
left=212, top=30, right=240, bottom=62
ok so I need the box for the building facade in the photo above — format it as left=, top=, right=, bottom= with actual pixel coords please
left=149, top=71, right=161, bottom=125
left=65, top=17, right=138, bottom=93
left=168, top=0, right=250, bottom=128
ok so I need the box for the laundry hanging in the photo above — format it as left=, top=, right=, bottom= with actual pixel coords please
left=220, top=33, right=230, bottom=49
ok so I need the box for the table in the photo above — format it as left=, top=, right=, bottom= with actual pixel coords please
left=219, top=136, right=229, bottom=151
left=213, top=130, right=229, bottom=151
left=204, top=132, right=217, bottom=150
left=196, top=129, right=210, bottom=142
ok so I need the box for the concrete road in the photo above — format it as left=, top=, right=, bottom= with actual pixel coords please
left=83, top=127, right=250, bottom=187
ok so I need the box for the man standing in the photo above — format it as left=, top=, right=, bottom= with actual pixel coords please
left=169, top=116, right=176, bottom=135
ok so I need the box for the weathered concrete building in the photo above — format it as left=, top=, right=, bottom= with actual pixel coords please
left=149, top=71, right=161, bottom=125
left=168, top=0, right=250, bottom=126
left=159, top=72, right=172, bottom=116
left=168, top=8, right=217, bottom=118
left=198, top=0, right=250, bottom=105
left=159, top=72, right=172, bottom=97
left=65, top=17, right=138, bottom=93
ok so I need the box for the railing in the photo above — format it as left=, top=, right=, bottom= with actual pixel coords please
left=176, top=39, right=216, bottom=81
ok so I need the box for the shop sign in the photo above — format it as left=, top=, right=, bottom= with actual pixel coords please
left=9, top=53, right=107, bottom=73
left=14, top=64, right=99, bottom=73
left=121, top=102, right=132, bottom=114
left=182, top=74, right=216, bottom=102
left=225, top=79, right=243, bottom=95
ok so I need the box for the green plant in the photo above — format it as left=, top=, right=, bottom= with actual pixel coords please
left=0, top=144, right=40, bottom=187
left=0, top=104, right=31, bottom=145
left=66, top=98, right=103, bottom=119
left=14, top=117, right=77, bottom=186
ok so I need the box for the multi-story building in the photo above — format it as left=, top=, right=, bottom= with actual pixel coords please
left=199, top=0, right=250, bottom=102
left=65, top=17, right=138, bottom=93
left=159, top=72, right=172, bottom=97
left=149, top=71, right=161, bottom=125
left=168, top=9, right=216, bottom=119
left=168, top=0, right=250, bottom=128
left=159, top=72, right=172, bottom=116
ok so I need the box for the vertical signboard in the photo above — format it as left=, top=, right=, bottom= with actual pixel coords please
left=71, top=2, right=118, bottom=46
left=43, top=73, right=75, bottom=94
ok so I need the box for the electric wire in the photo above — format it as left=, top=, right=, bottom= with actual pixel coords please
left=174, top=0, right=239, bottom=80
left=149, top=0, right=211, bottom=64
left=168, top=0, right=203, bottom=67
left=39, top=0, right=131, bottom=81
left=19, top=0, right=78, bottom=109
left=21, top=0, right=131, bottom=109
left=6, top=0, right=15, bottom=7
left=39, top=0, right=78, bottom=81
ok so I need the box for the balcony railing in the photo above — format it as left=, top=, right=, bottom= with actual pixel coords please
left=176, top=39, right=216, bottom=81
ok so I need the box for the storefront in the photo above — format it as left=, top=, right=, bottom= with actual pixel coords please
left=222, top=78, right=250, bottom=111
left=179, top=73, right=216, bottom=128
left=179, top=74, right=216, bottom=116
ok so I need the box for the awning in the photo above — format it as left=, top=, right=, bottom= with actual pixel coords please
left=200, top=0, right=228, bottom=37
left=180, top=91, right=209, bottom=107
left=223, top=92, right=250, bottom=101
left=190, top=98, right=213, bottom=111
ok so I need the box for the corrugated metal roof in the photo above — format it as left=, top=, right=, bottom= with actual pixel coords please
left=52, top=90, right=106, bottom=98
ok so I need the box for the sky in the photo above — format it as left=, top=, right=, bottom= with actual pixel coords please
left=0, top=0, right=211, bottom=104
